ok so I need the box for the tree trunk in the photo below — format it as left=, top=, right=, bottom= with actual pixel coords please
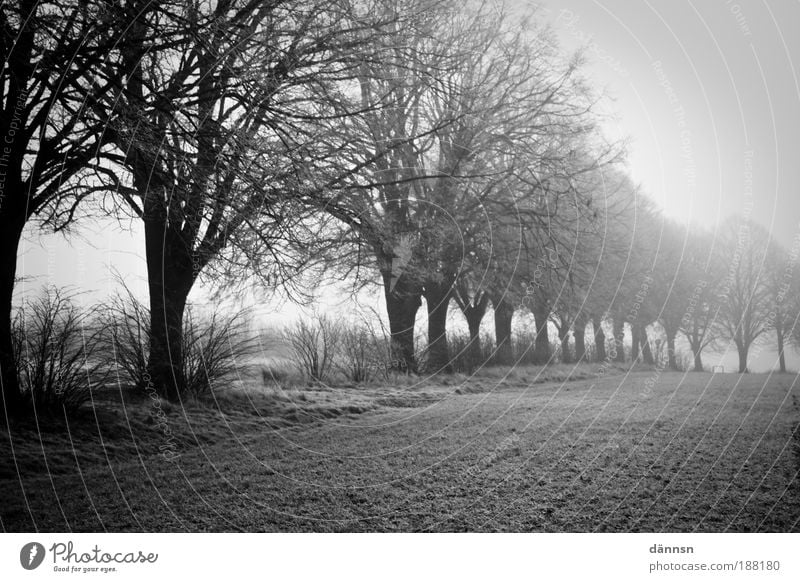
left=612, top=317, right=625, bottom=363
left=144, top=218, right=195, bottom=400
left=666, top=328, right=678, bottom=371
left=559, top=325, right=571, bottom=364
left=630, top=324, right=641, bottom=362
left=491, top=296, right=514, bottom=366
left=464, top=298, right=488, bottom=368
left=382, top=272, right=422, bottom=374
left=592, top=316, right=606, bottom=363
left=533, top=297, right=550, bottom=365
left=736, top=340, right=749, bottom=373
left=641, top=326, right=655, bottom=365
left=776, top=326, right=786, bottom=374
left=693, top=348, right=703, bottom=372
left=0, top=209, right=25, bottom=418
left=574, top=316, right=587, bottom=362
left=424, top=280, right=452, bottom=374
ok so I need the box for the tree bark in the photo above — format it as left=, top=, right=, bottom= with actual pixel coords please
left=592, top=316, right=607, bottom=363
left=424, top=279, right=452, bottom=374
left=630, top=324, right=641, bottom=362
left=558, top=325, right=571, bottom=364
left=0, top=207, right=26, bottom=418
left=736, top=340, right=749, bottom=373
left=492, top=296, right=514, bottom=366
left=574, top=316, right=587, bottom=362
left=641, top=326, right=655, bottom=365
left=665, top=328, right=678, bottom=371
left=533, top=297, right=551, bottom=365
left=776, top=326, right=786, bottom=374
left=612, top=316, right=625, bottom=363
left=463, top=294, right=489, bottom=368
left=144, top=217, right=195, bottom=400
left=693, top=348, right=704, bottom=372
left=382, top=272, right=422, bottom=374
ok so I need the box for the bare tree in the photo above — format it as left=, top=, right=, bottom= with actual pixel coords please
left=105, top=0, right=392, bottom=398
left=678, top=229, right=725, bottom=372
left=716, top=216, right=773, bottom=373
left=763, top=240, right=800, bottom=373
left=0, top=0, right=161, bottom=415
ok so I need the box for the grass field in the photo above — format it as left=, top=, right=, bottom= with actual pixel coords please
left=2, top=367, right=799, bottom=532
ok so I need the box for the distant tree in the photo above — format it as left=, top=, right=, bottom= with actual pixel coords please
left=716, top=216, right=773, bottom=373
left=763, top=240, right=800, bottom=373
left=678, top=229, right=725, bottom=372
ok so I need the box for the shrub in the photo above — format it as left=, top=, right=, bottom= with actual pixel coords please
left=338, top=323, right=391, bottom=383
left=12, top=287, right=106, bottom=413
left=102, top=290, right=149, bottom=390
left=182, top=308, right=260, bottom=396
left=449, top=331, right=495, bottom=373
left=102, top=290, right=259, bottom=397
left=283, top=315, right=341, bottom=381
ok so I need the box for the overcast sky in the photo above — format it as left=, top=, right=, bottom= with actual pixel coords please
left=16, top=0, right=800, bottom=370
left=529, top=0, right=800, bottom=247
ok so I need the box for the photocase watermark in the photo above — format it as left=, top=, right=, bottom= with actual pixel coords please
left=518, top=246, right=560, bottom=310
left=0, top=88, right=28, bottom=212
left=463, top=432, right=522, bottom=478
left=141, top=373, right=180, bottom=462
left=20, top=542, right=46, bottom=570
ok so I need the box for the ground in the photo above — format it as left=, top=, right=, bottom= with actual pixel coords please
left=2, top=367, right=799, bottom=532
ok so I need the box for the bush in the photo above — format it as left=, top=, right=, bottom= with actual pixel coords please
left=12, top=287, right=106, bottom=413
left=182, top=308, right=260, bottom=396
left=449, top=332, right=495, bottom=373
left=283, top=315, right=341, bottom=382
left=338, top=323, right=391, bottom=383
left=103, top=291, right=149, bottom=390
left=102, top=290, right=259, bottom=397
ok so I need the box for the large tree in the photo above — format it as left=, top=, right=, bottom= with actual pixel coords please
left=106, top=0, right=391, bottom=398
left=0, top=0, right=161, bottom=415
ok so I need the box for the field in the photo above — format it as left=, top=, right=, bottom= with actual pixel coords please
left=2, top=367, right=799, bottom=532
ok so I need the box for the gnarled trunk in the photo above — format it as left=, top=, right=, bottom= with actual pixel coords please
left=777, top=326, right=786, bottom=374
left=612, top=316, right=625, bottom=363
left=736, top=339, right=749, bottom=373
left=641, top=326, right=655, bottom=365
left=693, top=349, right=703, bottom=372
left=492, top=296, right=514, bottom=366
left=382, top=271, right=422, bottom=374
left=462, top=294, right=489, bottom=368
left=630, top=324, right=641, bottom=362
left=574, top=316, right=587, bottom=362
left=592, top=316, right=606, bottom=363
left=665, top=328, right=679, bottom=371
left=144, top=217, right=195, bottom=401
left=533, top=297, right=550, bottom=365
left=424, top=279, right=452, bottom=374
left=558, top=324, right=571, bottom=364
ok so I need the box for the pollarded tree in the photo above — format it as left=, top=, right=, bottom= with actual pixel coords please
left=716, top=216, right=773, bottom=373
